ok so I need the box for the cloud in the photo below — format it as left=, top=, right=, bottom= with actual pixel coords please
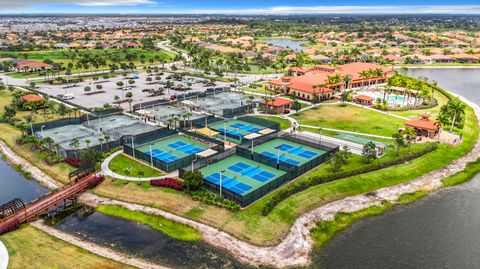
left=189, top=5, right=480, bottom=15
left=0, top=0, right=156, bottom=10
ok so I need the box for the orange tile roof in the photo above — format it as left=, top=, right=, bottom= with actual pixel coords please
left=260, top=98, right=293, bottom=107
left=21, top=94, right=44, bottom=102
left=355, top=95, right=375, bottom=101
left=405, top=118, right=439, bottom=131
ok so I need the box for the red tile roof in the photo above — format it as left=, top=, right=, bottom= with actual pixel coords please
left=21, top=94, right=44, bottom=102
left=405, top=118, right=439, bottom=131
left=355, top=94, right=375, bottom=101
left=260, top=98, right=293, bottom=107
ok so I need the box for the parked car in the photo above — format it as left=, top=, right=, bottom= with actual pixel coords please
left=127, top=73, right=140, bottom=79
left=283, top=109, right=290, bottom=114
left=62, top=93, right=74, bottom=100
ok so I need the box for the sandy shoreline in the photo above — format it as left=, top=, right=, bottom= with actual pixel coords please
left=0, top=89, right=479, bottom=268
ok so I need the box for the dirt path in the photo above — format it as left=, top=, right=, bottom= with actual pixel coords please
left=30, top=221, right=170, bottom=269
left=1, top=92, right=479, bottom=268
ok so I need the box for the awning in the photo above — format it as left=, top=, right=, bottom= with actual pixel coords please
left=196, top=127, right=219, bottom=137
left=197, top=148, right=217, bottom=157
left=258, top=128, right=276, bottom=135
left=243, top=133, right=262, bottom=140
left=135, top=109, right=155, bottom=117
left=181, top=100, right=200, bottom=108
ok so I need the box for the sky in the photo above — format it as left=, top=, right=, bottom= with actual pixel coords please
left=1, top=0, right=480, bottom=14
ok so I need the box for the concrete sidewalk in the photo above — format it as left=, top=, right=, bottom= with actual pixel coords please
left=101, top=150, right=178, bottom=181
left=0, top=240, right=8, bottom=269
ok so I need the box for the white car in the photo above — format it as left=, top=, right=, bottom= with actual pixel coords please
left=62, top=93, right=74, bottom=100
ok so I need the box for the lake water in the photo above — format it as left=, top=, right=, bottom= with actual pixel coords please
left=314, top=67, right=480, bottom=269
left=262, top=39, right=306, bottom=52
left=0, top=157, right=49, bottom=205
left=54, top=207, right=253, bottom=269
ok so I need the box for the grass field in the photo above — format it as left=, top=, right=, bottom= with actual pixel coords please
left=293, top=103, right=407, bottom=137
left=0, top=225, right=133, bottom=269
left=254, top=116, right=291, bottom=130
left=97, top=205, right=201, bottom=241
left=108, top=153, right=163, bottom=178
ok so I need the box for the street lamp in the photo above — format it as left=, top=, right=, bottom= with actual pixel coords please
left=219, top=169, right=225, bottom=197
left=192, top=155, right=198, bottom=171
left=131, top=136, right=135, bottom=158
left=149, top=143, right=154, bottom=167
left=40, top=125, right=45, bottom=137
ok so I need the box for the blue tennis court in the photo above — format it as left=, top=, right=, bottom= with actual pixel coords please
left=145, top=148, right=180, bottom=163
left=276, top=144, right=319, bottom=159
left=227, top=162, right=276, bottom=183
left=217, top=128, right=245, bottom=139
left=204, top=172, right=253, bottom=195
left=230, top=123, right=262, bottom=133
left=260, top=151, right=301, bottom=165
left=167, top=141, right=204, bottom=155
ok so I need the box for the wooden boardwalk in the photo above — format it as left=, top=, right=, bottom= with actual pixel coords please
left=0, top=172, right=104, bottom=235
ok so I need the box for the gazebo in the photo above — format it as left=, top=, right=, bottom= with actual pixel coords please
left=405, top=113, right=439, bottom=138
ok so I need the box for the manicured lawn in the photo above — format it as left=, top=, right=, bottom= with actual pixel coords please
left=0, top=225, right=133, bottom=269
left=293, top=103, right=407, bottom=137
left=97, top=205, right=201, bottom=241
left=108, top=153, right=163, bottom=178
left=254, top=115, right=291, bottom=130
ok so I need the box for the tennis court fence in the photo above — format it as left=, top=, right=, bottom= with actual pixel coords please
left=123, top=143, right=196, bottom=172
left=237, top=116, right=281, bottom=131
left=178, top=129, right=225, bottom=151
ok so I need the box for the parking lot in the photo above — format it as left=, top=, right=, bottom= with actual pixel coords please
left=34, top=71, right=231, bottom=110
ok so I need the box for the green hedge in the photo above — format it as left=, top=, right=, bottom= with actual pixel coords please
left=261, top=143, right=438, bottom=216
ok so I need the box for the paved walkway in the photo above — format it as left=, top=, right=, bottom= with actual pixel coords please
left=300, top=125, right=393, bottom=139
left=101, top=150, right=178, bottom=181
left=0, top=240, right=8, bottom=269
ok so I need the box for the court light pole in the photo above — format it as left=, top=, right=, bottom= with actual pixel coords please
left=219, top=169, right=225, bottom=197
left=41, top=125, right=45, bottom=137
left=224, top=122, right=227, bottom=143
left=131, top=136, right=135, bottom=158
left=149, top=143, right=153, bottom=167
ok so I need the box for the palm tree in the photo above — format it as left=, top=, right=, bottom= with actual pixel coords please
left=104, top=135, right=111, bottom=150
left=85, top=139, right=91, bottom=149
left=98, top=137, right=105, bottom=151
left=69, top=138, right=80, bottom=159
left=43, top=137, right=54, bottom=152
left=436, top=113, right=450, bottom=141
left=342, top=74, right=352, bottom=92
left=359, top=70, right=370, bottom=90
left=448, top=99, right=466, bottom=132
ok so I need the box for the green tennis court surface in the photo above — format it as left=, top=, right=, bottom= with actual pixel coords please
left=209, top=119, right=265, bottom=141
left=200, top=155, right=285, bottom=196
left=137, top=135, right=209, bottom=163
left=252, top=138, right=326, bottom=166
left=335, top=133, right=389, bottom=148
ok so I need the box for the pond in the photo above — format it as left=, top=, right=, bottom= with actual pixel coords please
left=262, top=39, right=307, bottom=52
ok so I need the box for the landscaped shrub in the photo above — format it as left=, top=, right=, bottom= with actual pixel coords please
left=65, top=158, right=82, bottom=168
left=191, top=189, right=241, bottom=212
left=261, top=143, right=438, bottom=216
left=150, top=178, right=184, bottom=191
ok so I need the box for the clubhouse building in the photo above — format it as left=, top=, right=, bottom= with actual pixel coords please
left=268, top=62, right=393, bottom=101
